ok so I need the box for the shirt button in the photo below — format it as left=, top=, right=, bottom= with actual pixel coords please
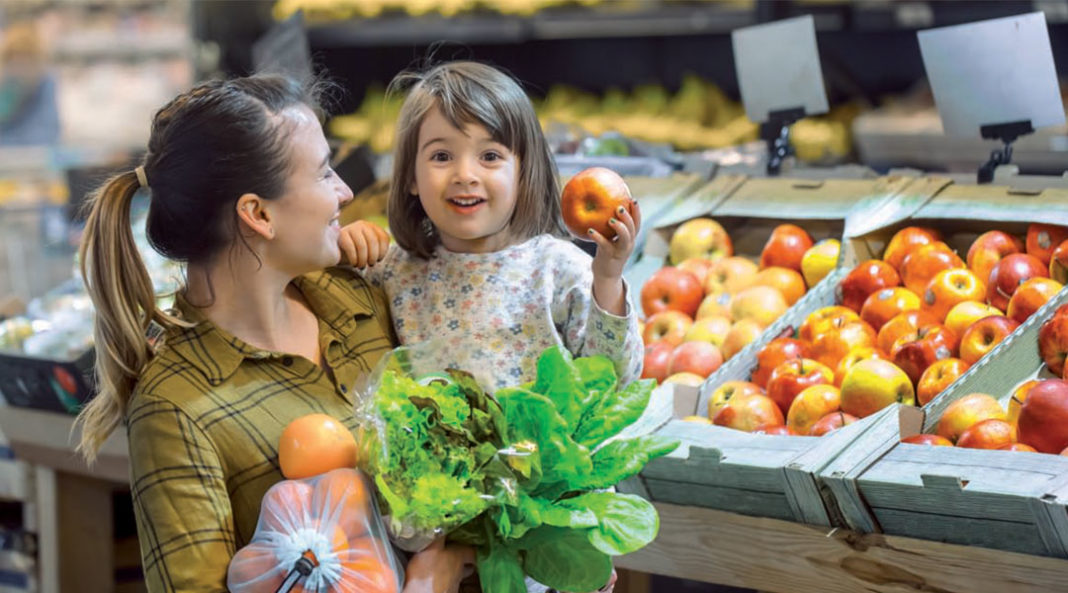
left=340, top=385, right=348, bottom=393
left=282, top=356, right=294, bottom=367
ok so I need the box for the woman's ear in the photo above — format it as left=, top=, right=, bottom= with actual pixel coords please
left=235, top=194, right=274, bottom=239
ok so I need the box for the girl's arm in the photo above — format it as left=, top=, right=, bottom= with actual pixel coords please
left=339, top=220, right=391, bottom=269
left=585, top=201, right=641, bottom=316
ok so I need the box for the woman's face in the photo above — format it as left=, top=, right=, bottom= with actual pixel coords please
left=266, top=106, right=353, bottom=275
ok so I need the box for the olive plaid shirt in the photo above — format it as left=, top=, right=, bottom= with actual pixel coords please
left=126, top=267, right=396, bottom=592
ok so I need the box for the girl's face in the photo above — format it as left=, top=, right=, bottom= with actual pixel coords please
left=412, top=105, right=519, bottom=254
left=267, top=106, right=354, bottom=274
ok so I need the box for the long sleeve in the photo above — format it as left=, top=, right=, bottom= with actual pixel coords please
left=552, top=249, right=644, bottom=386
left=127, top=393, right=235, bottom=593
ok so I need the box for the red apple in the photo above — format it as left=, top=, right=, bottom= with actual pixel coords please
left=766, top=358, right=834, bottom=416
left=901, top=434, right=954, bottom=446
left=713, top=393, right=784, bottom=433
left=876, top=310, right=940, bottom=356
left=669, top=217, right=733, bottom=265
left=641, top=342, right=674, bottom=382
left=936, top=393, right=1006, bottom=443
left=959, top=315, right=1020, bottom=365
left=883, top=226, right=943, bottom=273
left=1050, top=239, right=1068, bottom=284
left=1007, top=277, right=1063, bottom=324
left=987, top=253, right=1049, bottom=312
left=721, top=319, right=764, bottom=360
left=834, top=346, right=890, bottom=388
left=753, top=266, right=807, bottom=306
left=999, top=442, right=1038, bottom=452
left=751, top=424, right=798, bottom=436
left=1026, top=223, right=1068, bottom=267
left=1039, top=311, right=1068, bottom=376
left=891, top=324, right=958, bottom=385
left=642, top=311, right=693, bottom=347
left=799, top=306, right=861, bottom=344
left=667, top=341, right=723, bottom=379
left=561, top=167, right=633, bottom=239
left=809, top=319, right=877, bottom=370
left=786, top=384, right=841, bottom=436
left=707, top=381, right=764, bottom=419
left=760, top=224, right=813, bottom=273
left=641, top=267, right=703, bottom=318
left=808, top=411, right=858, bottom=436
left=967, top=230, right=1024, bottom=286
left=916, top=358, right=970, bottom=406
left=921, top=268, right=986, bottom=322
left=752, top=337, right=810, bottom=389
left=900, top=242, right=965, bottom=296
left=1017, top=379, right=1068, bottom=453
left=838, top=260, right=901, bottom=313
left=957, top=419, right=1016, bottom=450
left=676, top=258, right=715, bottom=288
left=860, top=287, right=921, bottom=332
left=944, top=301, right=1005, bottom=339
left=1007, top=379, right=1040, bottom=427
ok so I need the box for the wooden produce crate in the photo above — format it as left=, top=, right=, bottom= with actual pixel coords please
left=820, top=178, right=1068, bottom=556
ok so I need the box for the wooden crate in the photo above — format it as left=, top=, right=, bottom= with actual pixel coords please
left=819, top=261, right=1068, bottom=557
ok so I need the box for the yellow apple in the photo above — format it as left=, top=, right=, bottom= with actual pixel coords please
left=669, top=218, right=732, bottom=265
left=707, top=380, right=764, bottom=419
left=682, top=415, right=713, bottom=425
left=787, top=384, right=841, bottom=435
left=684, top=316, right=731, bottom=347
left=696, top=292, right=732, bottom=320
left=664, top=372, right=706, bottom=387
left=730, top=286, right=788, bottom=327
left=722, top=319, right=765, bottom=360
left=840, top=359, right=915, bottom=418
left=801, top=238, right=841, bottom=287
left=943, top=301, right=1004, bottom=339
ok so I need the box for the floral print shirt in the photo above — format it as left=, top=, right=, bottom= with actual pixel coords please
left=361, top=234, right=642, bottom=391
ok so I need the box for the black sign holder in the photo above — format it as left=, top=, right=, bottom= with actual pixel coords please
left=976, top=119, right=1034, bottom=184
left=760, top=106, right=806, bottom=176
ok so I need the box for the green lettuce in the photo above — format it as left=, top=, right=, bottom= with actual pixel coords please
left=361, top=346, right=678, bottom=592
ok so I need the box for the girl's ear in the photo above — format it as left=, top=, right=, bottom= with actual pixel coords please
left=236, top=193, right=274, bottom=240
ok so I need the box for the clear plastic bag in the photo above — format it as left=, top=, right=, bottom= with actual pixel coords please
left=227, top=468, right=404, bottom=593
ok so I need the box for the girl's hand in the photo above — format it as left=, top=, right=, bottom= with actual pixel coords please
left=402, top=538, right=476, bottom=593
left=338, top=220, right=391, bottom=267
left=588, top=201, right=641, bottom=316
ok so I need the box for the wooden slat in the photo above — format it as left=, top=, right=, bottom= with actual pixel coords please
left=617, top=502, right=1068, bottom=593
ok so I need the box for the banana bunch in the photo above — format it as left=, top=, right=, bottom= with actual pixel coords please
left=274, top=0, right=600, bottom=21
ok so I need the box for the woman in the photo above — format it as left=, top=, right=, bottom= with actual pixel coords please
left=76, top=74, right=471, bottom=593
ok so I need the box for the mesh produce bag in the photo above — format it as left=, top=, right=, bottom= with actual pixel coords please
left=227, top=468, right=403, bottom=593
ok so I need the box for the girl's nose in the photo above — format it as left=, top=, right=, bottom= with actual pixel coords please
left=452, top=157, right=478, bottom=186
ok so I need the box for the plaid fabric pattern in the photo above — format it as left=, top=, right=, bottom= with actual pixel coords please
left=126, top=267, right=396, bottom=592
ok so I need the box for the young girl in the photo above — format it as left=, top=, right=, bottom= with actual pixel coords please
left=340, top=60, right=643, bottom=396
left=339, top=60, right=640, bottom=593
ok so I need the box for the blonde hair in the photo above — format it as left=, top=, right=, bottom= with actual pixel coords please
left=387, top=61, right=564, bottom=258
left=76, top=172, right=187, bottom=461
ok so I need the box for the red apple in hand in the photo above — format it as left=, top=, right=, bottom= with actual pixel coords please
left=667, top=341, right=723, bottom=379
left=561, top=167, right=633, bottom=239
left=987, top=253, right=1049, bottom=311
left=1026, top=223, right=1068, bottom=267
left=967, top=230, right=1024, bottom=285
left=1017, top=379, right=1068, bottom=453
left=766, top=358, right=834, bottom=416
left=760, top=224, right=813, bottom=272
left=959, top=315, right=1019, bottom=365
left=641, top=267, right=703, bottom=318
left=641, top=342, right=674, bottom=382
left=1039, top=314, right=1068, bottom=376
left=838, top=260, right=901, bottom=313
left=1007, top=277, right=1063, bottom=324
left=752, top=337, right=810, bottom=388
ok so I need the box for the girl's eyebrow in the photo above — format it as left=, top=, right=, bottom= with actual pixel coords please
left=421, top=137, right=446, bottom=151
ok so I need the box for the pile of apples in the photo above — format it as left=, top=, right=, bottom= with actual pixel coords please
left=639, top=217, right=840, bottom=387
left=686, top=222, right=1068, bottom=437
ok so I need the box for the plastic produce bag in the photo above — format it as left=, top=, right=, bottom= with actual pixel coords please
left=227, top=468, right=403, bottom=593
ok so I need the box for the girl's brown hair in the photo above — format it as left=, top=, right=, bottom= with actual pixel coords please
left=387, top=61, right=564, bottom=258
left=77, top=75, right=322, bottom=461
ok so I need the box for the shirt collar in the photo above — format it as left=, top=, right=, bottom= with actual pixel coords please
left=162, top=269, right=376, bottom=386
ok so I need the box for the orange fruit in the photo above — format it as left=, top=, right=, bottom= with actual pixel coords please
left=279, top=414, right=359, bottom=479
left=312, top=469, right=372, bottom=539
left=260, top=480, right=315, bottom=533
left=338, top=537, right=400, bottom=593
